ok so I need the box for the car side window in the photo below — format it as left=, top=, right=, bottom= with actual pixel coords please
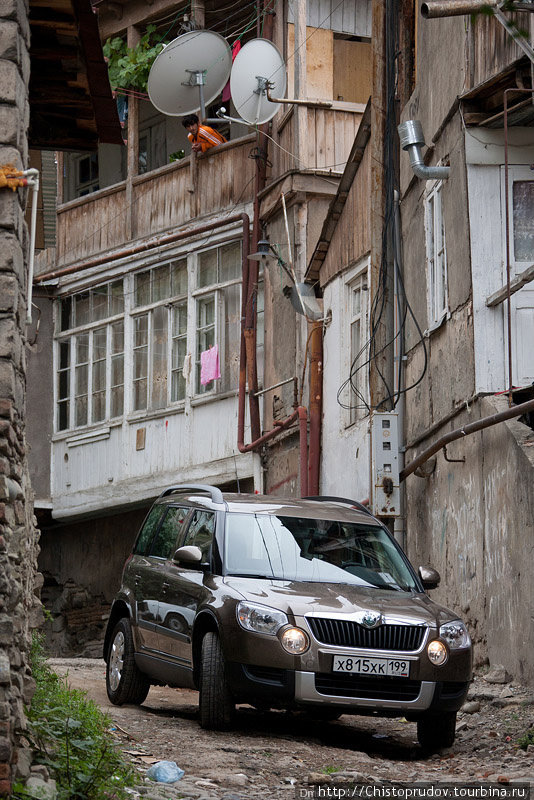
left=133, top=505, right=166, bottom=555
left=150, top=506, right=189, bottom=559
left=183, top=510, right=215, bottom=563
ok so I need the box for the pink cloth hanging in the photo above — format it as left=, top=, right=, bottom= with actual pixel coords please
left=200, top=344, right=221, bottom=385
left=222, top=40, right=242, bottom=103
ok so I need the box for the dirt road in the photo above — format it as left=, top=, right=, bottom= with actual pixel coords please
left=50, top=659, right=534, bottom=799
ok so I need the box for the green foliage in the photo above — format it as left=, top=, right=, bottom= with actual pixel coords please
left=15, top=632, right=135, bottom=800
left=470, top=4, right=529, bottom=41
left=516, top=728, right=534, bottom=751
left=103, top=25, right=167, bottom=92
left=321, top=766, right=340, bottom=775
left=169, top=150, right=186, bottom=162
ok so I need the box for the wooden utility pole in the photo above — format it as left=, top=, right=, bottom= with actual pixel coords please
left=191, top=0, right=205, bottom=28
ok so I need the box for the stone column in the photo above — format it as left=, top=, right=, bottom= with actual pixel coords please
left=0, top=0, right=42, bottom=792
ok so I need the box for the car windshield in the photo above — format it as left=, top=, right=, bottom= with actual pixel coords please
left=224, top=513, right=418, bottom=591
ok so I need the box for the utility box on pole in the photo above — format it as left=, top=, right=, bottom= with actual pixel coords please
left=371, top=411, right=400, bottom=517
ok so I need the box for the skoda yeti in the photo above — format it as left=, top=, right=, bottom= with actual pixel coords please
left=104, top=485, right=472, bottom=750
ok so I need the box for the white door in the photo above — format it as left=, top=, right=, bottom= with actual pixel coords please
left=501, top=166, right=534, bottom=387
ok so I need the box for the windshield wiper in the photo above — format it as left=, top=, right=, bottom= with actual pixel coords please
left=226, top=573, right=274, bottom=579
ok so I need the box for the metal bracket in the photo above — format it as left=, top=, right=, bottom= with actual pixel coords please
left=442, top=445, right=465, bottom=463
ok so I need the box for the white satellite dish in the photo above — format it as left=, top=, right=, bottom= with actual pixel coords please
left=230, top=38, right=286, bottom=125
left=147, top=30, right=232, bottom=119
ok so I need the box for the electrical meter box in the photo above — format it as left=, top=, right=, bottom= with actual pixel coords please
left=371, top=411, right=400, bottom=517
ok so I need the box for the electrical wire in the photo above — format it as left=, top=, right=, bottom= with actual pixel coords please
left=336, top=0, right=428, bottom=416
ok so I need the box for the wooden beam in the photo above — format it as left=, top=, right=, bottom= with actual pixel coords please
left=486, top=263, right=534, bottom=307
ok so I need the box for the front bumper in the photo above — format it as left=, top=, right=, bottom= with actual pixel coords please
left=226, top=661, right=470, bottom=715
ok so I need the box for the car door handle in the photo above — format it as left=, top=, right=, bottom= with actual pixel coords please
left=162, top=582, right=170, bottom=591
left=134, top=575, right=141, bottom=584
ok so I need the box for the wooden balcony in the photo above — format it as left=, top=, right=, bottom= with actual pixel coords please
left=272, top=103, right=365, bottom=177
left=469, top=12, right=533, bottom=90
left=49, top=134, right=257, bottom=271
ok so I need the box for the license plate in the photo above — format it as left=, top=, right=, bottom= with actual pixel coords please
left=333, top=655, right=410, bottom=677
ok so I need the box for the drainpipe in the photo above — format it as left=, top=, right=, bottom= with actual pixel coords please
left=400, top=397, right=534, bottom=481
left=308, top=322, right=322, bottom=495
left=398, top=120, right=450, bottom=180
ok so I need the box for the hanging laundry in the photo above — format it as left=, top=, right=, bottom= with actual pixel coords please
left=222, top=40, right=242, bottom=103
left=200, top=344, right=221, bottom=385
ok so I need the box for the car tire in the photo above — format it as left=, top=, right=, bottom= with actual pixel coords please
left=106, top=618, right=150, bottom=706
left=417, top=711, right=457, bottom=751
left=199, top=631, right=234, bottom=730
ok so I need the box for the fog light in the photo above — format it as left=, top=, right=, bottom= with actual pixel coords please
left=280, top=627, right=309, bottom=654
left=427, top=639, right=448, bottom=666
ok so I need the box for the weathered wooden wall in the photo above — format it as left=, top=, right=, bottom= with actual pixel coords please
left=470, top=12, right=532, bottom=89
left=273, top=107, right=363, bottom=176
left=319, top=144, right=371, bottom=288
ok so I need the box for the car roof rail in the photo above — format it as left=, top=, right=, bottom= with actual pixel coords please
left=158, top=484, right=225, bottom=504
left=303, top=495, right=372, bottom=516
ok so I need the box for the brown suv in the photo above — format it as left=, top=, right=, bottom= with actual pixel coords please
left=104, top=485, right=472, bottom=750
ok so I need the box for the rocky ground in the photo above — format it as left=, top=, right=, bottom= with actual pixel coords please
left=46, top=659, right=534, bottom=800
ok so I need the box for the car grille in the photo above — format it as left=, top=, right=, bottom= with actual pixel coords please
left=306, top=617, right=426, bottom=651
left=315, top=673, right=421, bottom=701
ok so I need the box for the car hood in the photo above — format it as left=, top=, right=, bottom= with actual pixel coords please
left=222, top=577, right=457, bottom=627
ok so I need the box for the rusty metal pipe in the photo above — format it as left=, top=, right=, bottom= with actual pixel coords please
left=34, top=214, right=251, bottom=284
left=308, top=323, right=323, bottom=495
left=298, top=406, right=309, bottom=497
left=421, top=0, right=496, bottom=17
left=400, top=397, right=534, bottom=482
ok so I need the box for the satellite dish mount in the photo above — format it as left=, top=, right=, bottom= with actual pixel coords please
left=183, top=69, right=209, bottom=120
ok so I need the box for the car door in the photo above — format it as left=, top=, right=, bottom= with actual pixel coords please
left=128, top=503, right=167, bottom=652
left=135, top=505, right=191, bottom=653
left=157, top=509, right=216, bottom=666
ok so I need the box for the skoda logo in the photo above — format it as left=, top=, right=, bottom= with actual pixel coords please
left=361, top=611, right=382, bottom=629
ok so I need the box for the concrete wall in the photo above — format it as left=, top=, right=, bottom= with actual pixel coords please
left=405, top=396, right=534, bottom=684
left=0, top=0, right=42, bottom=789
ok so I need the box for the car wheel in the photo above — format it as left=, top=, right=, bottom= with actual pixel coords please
left=106, top=618, right=150, bottom=706
left=199, top=631, right=234, bottom=730
left=417, top=711, right=456, bottom=751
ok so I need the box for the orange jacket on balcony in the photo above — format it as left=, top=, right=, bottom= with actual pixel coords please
left=187, top=125, right=227, bottom=153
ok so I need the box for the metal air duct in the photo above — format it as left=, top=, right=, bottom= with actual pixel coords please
left=398, top=120, right=451, bottom=180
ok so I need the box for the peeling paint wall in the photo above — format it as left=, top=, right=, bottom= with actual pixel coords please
left=405, top=396, right=534, bottom=683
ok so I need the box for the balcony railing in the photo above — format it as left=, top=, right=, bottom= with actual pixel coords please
left=50, top=134, right=257, bottom=270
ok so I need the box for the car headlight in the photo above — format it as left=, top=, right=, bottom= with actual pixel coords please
left=427, top=639, right=448, bottom=665
left=439, top=620, right=471, bottom=650
left=280, top=627, right=310, bottom=654
left=237, top=601, right=288, bottom=635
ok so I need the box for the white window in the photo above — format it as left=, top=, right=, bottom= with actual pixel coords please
left=194, top=242, right=242, bottom=395
left=132, top=260, right=188, bottom=412
left=424, top=180, right=448, bottom=330
left=56, top=281, right=124, bottom=431
left=54, top=239, right=245, bottom=432
left=344, top=268, right=369, bottom=426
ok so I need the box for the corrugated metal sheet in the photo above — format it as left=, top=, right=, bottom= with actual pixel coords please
left=288, top=0, right=372, bottom=37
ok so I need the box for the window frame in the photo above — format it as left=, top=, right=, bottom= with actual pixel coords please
left=344, top=261, right=370, bottom=428
left=424, top=179, right=449, bottom=333
left=54, top=281, right=125, bottom=433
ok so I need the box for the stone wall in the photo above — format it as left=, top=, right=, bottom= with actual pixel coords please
left=0, top=0, right=41, bottom=793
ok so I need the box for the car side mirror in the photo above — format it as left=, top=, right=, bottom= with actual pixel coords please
left=419, top=566, right=440, bottom=590
left=173, top=545, right=203, bottom=565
